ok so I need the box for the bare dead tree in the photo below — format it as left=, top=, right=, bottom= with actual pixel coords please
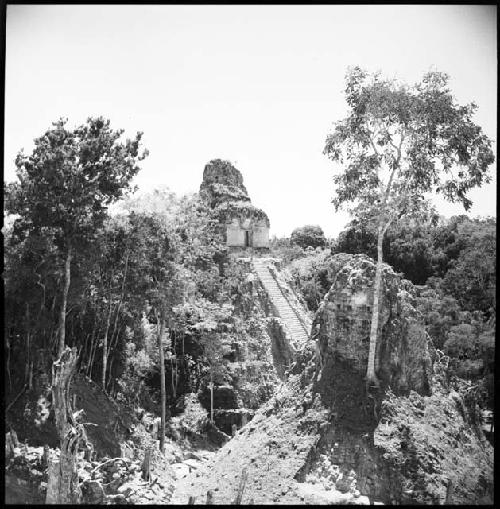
left=46, top=347, right=88, bottom=504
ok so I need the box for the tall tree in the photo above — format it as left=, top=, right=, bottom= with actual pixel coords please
left=324, top=67, right=494, bottom=391
left=125, top=212, right=185, bottom=452
left=6, top=117, right=148, bottom=356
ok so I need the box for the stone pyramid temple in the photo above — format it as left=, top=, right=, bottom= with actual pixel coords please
left=199, top=159, right=270, bottom=249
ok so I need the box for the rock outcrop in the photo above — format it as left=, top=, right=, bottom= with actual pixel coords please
left=313, top=253, right=433, bottom=432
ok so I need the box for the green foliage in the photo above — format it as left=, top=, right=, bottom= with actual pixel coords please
left=4, top=116, right=149, bottom=359
left=6, top=117, right=148, bottom=249
left=325, top=66, right=494, bottom=230
left=441, top=221, right=496, bottom=315
left=269, top=236, right=306, bottom=265
left=415, top=285, right=495, bottom=408
left=444, top=322, right=494, bottom=375
left=287, top=250, right=334, bottom=311
left=334, top=215, right=496, bottom=302
left=444, top=324, right=479, bottom=360
left=290, top=225, right=327, bottom=249
left=116, top=341, right=156, bottom=406
left=415, top=287, right=464, bottom=350
left=216, top=200, right=270, bottom=227
left=333, top=206, right=435, bottom=285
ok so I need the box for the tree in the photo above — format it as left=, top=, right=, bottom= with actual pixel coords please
left=441, top=219, right=496, bottom=316
left=324, top=67, right=494, bottom=391
left=6, top=117, right=148, bottom=357
left=290, top=225, right=327, bottom=249
left=124, top=211, right=185, bottom=452
left=45, top=347, right=87, bottom=503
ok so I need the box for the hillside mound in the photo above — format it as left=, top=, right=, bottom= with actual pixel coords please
left=7, top=373, right=137, bottom=459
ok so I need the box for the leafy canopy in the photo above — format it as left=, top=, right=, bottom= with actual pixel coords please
left=6, top=117, right=148, bottom=248
left=290, top=225, right=327, bottom=249
left=324, top=67, right=494, bottom=227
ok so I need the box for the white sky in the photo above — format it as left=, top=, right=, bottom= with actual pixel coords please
left=5, top=5, right=497, bottom=238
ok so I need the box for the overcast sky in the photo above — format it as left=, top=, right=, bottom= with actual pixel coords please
left=5, top=5, right=497, bottom=237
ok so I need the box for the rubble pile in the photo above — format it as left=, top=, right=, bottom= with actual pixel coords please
left=4, top=428, right=218, bottom=505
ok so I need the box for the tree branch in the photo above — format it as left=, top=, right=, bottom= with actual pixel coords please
left=369, top=135, right=380, bottom=158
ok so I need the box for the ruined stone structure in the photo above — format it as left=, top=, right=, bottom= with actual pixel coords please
left=172, top=253, right=493, bottom=505
left=313, top=253, right=433, bottom=407
left=199, top=159, right=270, bottom=249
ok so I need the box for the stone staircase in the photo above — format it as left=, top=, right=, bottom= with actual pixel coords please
left=252, top=258, right=309, bottom=346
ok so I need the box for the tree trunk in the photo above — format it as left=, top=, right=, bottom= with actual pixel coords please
left=157, top=317, right=166, bottom=453
left=87, top=323, right=101, bottom=378
left=171, top=330, right=178, bottom=399
left=6, top=385, right=27, bottom=413
left=46, top=347, right=85, bottom=504
left=6, top=430, right=18, bottom=459
left=366, top=227, right=383, bottom=390
left=102, top=300, right=113, bottom=391
left=28, top=361, right=34, bottom=391
left=58, top=246, right=73, bottom=357
left=209, top=374, right=214, bottom=424
left=25, top=303, right=31, bottom=385
left=6, top=333, right=12, bottom=392
left=108, top=251, right=129, bottom=357
left=106, top=322, right=124, bottom=390
left=106, top=357, right=114, bottom=393
left=142, top=447, right=152, bottom=481
left=171, top=357, right=179, bottom=400
left=104, top=254, right=130, bottom=389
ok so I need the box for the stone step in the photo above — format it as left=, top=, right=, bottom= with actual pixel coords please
left=253, top=261, right=310, bottom=343
left=281, top=319, right=301, bottom=323
left=286, top=330, right=306, bottom=335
